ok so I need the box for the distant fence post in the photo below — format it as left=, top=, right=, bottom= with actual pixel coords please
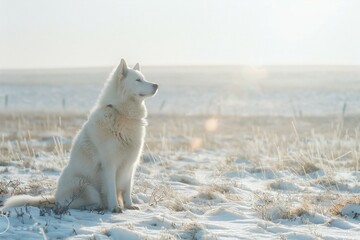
left=4, top=94, right=8, bottom=109
left=62, top=97, right=66, bottom=110
left=342, top=101, right=347, bottom=120
left=159, top=100, right=166, bottom=112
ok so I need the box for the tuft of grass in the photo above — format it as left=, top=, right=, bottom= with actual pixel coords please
left=300, top=162, right=321, bottom=175
left=0, top=179, right=27, bottom=196
left=148, top=184, right=188, bottom=212
left=198, top=182, right=241, bottom=202
left=253, top=191, right=313, bottom=221
left=179, top=222, right=207, bottom=239
left=328, top=196, right=360, bottom=216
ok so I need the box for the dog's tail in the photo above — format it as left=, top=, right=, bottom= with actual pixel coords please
left=2, top=195, right=55, bottom=210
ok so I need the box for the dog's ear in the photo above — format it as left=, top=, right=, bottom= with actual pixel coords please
left=133, top=63, right=140, bottom=71
left=115, top=59, right=128, bottom=79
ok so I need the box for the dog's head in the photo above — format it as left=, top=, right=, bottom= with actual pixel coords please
left=114, top=59, right=158, bottom=100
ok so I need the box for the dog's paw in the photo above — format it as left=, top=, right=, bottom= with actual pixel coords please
left=126, top=205, right=140, bottom=210
left=111, top=207, right=123, bottom=213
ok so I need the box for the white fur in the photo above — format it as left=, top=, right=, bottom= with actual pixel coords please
left=2, top=195, right=55, bottom=209
left=3, top=59, right=158, bottom=212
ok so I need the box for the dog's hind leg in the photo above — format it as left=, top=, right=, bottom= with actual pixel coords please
left=56, top=178, right=101, bottom=210
left=71, top=184, right=102, bottom=210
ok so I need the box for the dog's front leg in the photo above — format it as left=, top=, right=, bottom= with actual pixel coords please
left=121, top=165, right=139, bottom=210
left=103, top=166, right=122, bottom=213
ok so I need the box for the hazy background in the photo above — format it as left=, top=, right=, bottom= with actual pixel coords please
left=1, top=66, right=360, bottom=116
left=1, top=0, right=360, bottom=116
left=1, top=0, right=360, bottom=69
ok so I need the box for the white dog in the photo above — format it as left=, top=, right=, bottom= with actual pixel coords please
left=3, top=59, right=158, bottom=212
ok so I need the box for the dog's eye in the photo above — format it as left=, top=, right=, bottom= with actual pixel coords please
left=136, top=79, right=141, bottom=82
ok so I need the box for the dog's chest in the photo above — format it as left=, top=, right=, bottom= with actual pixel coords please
left=91, top=106, right=146, bottom=151
left=101, top=111, right=144, bottom=145
left=110, top=121, right=144, bottom=146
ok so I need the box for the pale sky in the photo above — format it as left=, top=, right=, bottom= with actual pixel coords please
left=1, top=0, right=360, bottom=69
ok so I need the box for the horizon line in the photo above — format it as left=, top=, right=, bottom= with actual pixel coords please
left=1, top=64, right=360, bottom=71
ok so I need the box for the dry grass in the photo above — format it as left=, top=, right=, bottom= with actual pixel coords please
left=0, top=112, right=81, bottom=171
left=148, top=184, right=189, bottom=212
left=0, top=111, right=359, bottom=228
left=0, top=179, right=27, bottom=196
left=253, top=191, right=314, bottom=221
left=198, top=182, right=241, bottom=202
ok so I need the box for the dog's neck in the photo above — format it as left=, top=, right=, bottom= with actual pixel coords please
left=96, top=99, right=146, bottom=121
left=113, top=97, right=147, bottom=120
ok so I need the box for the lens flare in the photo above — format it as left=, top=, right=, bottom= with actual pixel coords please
left=190, top=137, right=202, bottom=150
left=205, top=117, right=219, bottom=132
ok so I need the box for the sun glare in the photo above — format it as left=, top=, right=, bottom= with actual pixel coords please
left=190, top=137, right=203, bottom=150
left=205, top=117, right=219, bottom=132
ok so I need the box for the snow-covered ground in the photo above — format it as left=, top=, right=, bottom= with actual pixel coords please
left=0, top=113, right=359, bottom=239
left=0, top=66, right=359, bottom=239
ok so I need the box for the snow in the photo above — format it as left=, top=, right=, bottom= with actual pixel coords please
left=1, top=142, right=359, bottom=239
left=1, top=66, right=360, bottom=239
left=341, top=204, right=360, bottom=219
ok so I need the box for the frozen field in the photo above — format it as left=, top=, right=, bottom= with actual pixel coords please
left=1, top=66, right=360, bottom=116
left=0, top=66, right=359, bottom=239
left=0, top=113, right=359, bottom=239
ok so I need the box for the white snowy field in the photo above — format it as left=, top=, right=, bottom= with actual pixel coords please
left=0, top=113, right=359, bottom=239
left=1, top=66, right=360, bottom=116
